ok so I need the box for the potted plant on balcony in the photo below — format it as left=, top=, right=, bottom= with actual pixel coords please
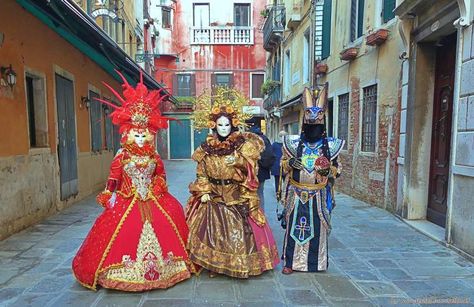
left=316, top=63, right=328, bottom=75
left=261, top=80, right=280, bottom=96
left=175, top=96, right=196, bottom=111
left=260, top=8, right=270, bottom=18
left=339, top=47, right=359, bottom=61
left=210, top=21, right=219, bottom=26
left=366, top=28, right=390, bottom=46
left=226, top=22, right=234, bottom=27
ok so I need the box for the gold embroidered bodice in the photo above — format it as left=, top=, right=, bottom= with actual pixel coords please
left=123, top=155, right=156, bottom=200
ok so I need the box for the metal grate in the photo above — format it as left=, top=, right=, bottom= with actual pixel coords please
left=337, top=93, right=349, bottom=149
left=361, top=84, right=377, bottom=152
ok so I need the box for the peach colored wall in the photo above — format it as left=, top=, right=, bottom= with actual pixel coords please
left=0, top=0, right=122, bottom=157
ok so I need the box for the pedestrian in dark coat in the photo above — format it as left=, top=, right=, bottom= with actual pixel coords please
left=271, top=131, right=287, bottom=198
left=249, top=124, right=275, bottom=210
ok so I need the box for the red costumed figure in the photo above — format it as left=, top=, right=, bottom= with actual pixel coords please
left=72, top=71, right=194, bottom=291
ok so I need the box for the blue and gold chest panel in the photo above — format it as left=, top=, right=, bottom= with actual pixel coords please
left=283, top=135, right=345, bottom=162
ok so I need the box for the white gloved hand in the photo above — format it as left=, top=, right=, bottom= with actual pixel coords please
left=201, top=194, right=211, bottom=203
left=107, top=192, right=117, bottom=209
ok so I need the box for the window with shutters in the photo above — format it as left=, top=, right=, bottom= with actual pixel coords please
left=337, top=93, right=349, bottom=149
left=321, top=0, right=332, bottom=59
left=382, top=0, right=396, bottom=23
left=251, top=73, right=264, bottom=99
left=89, top=90, right=102, bottom=152
left=361, top=84, right=377, bottom=152
left=350, top=0, right=365, bottom=42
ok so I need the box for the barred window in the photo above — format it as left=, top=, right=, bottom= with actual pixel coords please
left=361, top=84, right=377, bottom=152
left=337, top=93, right=349, bottom=149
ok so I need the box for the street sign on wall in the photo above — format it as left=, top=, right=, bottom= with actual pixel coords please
left=242, top=106, right=261, bottom=114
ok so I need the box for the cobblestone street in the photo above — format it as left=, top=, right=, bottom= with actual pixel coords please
left=1, top=160, right=473, bottom=307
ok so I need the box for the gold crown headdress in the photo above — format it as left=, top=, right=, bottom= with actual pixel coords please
left=191, top=87, right=253, bottom=129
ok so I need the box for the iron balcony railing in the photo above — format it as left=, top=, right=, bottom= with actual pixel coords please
left=191, top=26, right=254, bottom=45
left=263, top=85, right=281, bottom=110
left=263, top=5, right=286, bottom=51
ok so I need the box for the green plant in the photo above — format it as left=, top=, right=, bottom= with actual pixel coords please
left=175, top=96, right=196, bottom=104
left=260, top=9, right=269, bottom=18
left=261, top=80, right=280, bottom=95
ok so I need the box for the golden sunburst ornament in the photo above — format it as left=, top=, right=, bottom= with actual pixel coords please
left=191, top=87, right=253, bottom=129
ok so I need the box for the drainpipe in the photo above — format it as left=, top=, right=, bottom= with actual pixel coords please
left=445, top=19, right=464, bottom=244
left=384, top=110, right=393, bottom=210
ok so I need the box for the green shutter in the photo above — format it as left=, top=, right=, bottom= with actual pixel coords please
left=357, top=0, right=364, bottom=38
left=383, top=0, right=396, bottom=23
left=321, top=0, right=332, bottom=59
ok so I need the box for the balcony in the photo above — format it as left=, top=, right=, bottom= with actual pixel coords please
left=191, top=26, right=254, bottom=45
left=263, top=85, right=281, bottom=110
left=263, top=5, right=286, bottom=52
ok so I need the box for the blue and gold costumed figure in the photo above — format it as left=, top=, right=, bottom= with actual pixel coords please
left=279, top=85, right=344, bottom=274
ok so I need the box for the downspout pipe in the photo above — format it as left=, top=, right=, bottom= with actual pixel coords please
left=445, top=19, right=465, bottom=244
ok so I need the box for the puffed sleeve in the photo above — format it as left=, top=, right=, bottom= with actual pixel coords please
left=153, top=153, right=168, bottom=195
left=97, top=149, right=124, bottom=208
left=188, top=146, right=212, bottom=196
left=239, top=133, right=266, bottom=226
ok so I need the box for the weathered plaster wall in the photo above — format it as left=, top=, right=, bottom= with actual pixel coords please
left=405, top=45, right=436, bottom=219
left=281, top=16, right=312, bottom=101
left=152, top=0, right=267, bottom=103
left=0, top=152, right=57, bottom=239
left=450, top=22, right=474, bottom=256
left=0, top=1, right=123, bottom=239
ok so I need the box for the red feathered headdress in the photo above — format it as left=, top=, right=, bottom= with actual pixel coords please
left=95, top=69, right=173, bottom=135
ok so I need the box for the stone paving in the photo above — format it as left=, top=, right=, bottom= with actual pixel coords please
left=1, top=160, right=474, bottom=307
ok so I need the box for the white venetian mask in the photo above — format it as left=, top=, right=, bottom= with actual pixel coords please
left=216, top=116, right=231, bottom=138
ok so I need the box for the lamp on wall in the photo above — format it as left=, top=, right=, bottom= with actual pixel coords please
left=1, top=65, right=17, bottom=89
left=103, top=104, right=110, bottom=115
left=80, top=96, right=91, bottom=110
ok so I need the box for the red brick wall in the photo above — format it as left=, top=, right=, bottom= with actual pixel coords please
left=336, top=76, right=400, bottom=210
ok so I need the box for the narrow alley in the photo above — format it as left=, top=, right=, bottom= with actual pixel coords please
left=0, top=161, right=473, bottom=307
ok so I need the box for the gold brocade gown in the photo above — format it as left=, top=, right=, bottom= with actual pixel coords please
left=185, top=132, right=280, bottom=278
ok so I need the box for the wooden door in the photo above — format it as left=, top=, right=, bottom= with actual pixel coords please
left=427, top=34, right=456, bottom=227
left=55, top=74, right=78, bottom=200
left=169, top=119, right=191, bottom=159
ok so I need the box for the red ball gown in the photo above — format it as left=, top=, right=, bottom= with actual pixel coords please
left=72, top=143, right=193, bottom=291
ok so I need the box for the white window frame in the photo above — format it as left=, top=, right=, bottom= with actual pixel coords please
left=284, top=49, right=291, bottom=95
left=233, top=2, right=253, bottom=27
left=350, top=0, right=364, bottom=43
left=250, top=72, right=265, bottom=100
left=303, top=29, right=310, bottom=84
